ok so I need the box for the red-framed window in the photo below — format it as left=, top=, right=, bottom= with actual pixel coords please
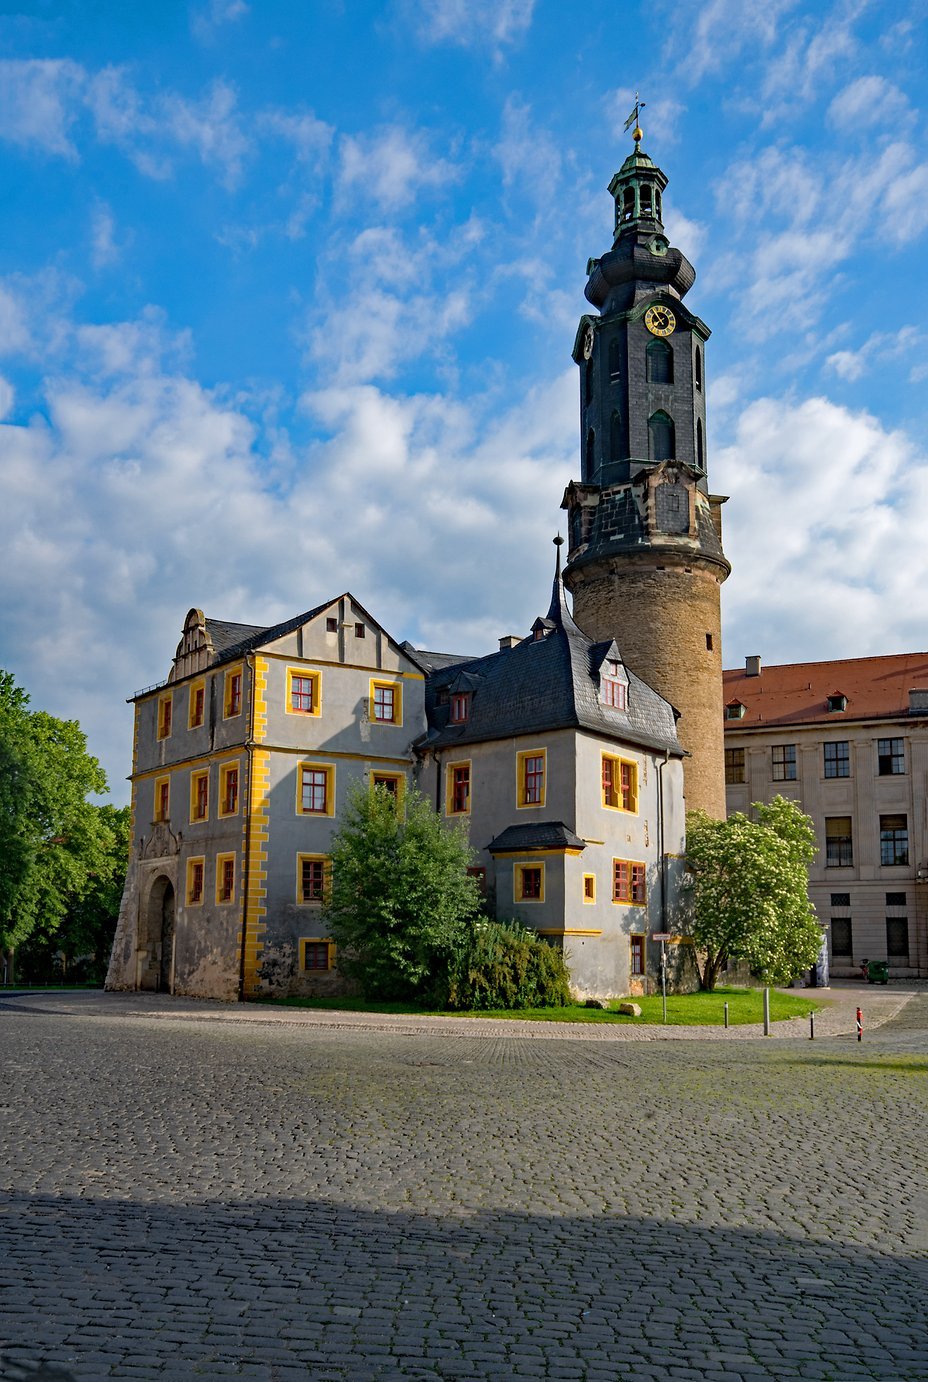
left=373, top=685, right=396, bottom=722
left=158, top=697, right=172, bottom=740
left=226, top=672, right=242, bottom=717
left=291, top=675, right=315, bottom=713
left=303, top=941, right=331, bottom=970
left=194, top=773, right=208, bottom=820
left=301, top=858, right=326, bottom=902
left=602, top=678, right=626, bottom=709
left=373, top=775, right=399, bottom=797
left=520, top=867, right=542, bottom=900
left=191, top=685, right=205, bottom=727
left=523, top=755, right=545, bottom=805
left=451, top=693, right=470, bottom=723
left=466, top=865, right=486, bottom=893
left=613, top=860, right=646, bottom=904
left=301, top=768, right=329, bottom=814
left=218, top=857, right=235, bottom=902
left=583, top=874, right=595, bottom=901
left=188, top=861, right=204, bottom=905
left=156, top=780, right=169, bottom=822
left=451, top=764, right=470, bottom=814
left=223, top=767, right=238, bottom=815
left=620, top=761, right=634, bottom=811
left=630, top=934, right=645, bottom=975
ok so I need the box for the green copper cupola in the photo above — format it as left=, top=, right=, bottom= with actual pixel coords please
left=609, top=146, right=668, bottom=239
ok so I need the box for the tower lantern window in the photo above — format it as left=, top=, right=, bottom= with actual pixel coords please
left=622, top=187, right=635, bottom=221
left=640, top=184, right=652, bottom=215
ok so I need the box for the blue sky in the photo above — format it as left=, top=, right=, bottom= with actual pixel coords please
left=2, top=0, right=927, bottom=802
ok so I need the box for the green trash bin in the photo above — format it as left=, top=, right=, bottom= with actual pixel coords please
left=867, top=960, right=889, bottom=984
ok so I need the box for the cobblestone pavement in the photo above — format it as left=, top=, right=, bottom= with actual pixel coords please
left=1, top=991, right=926, bottom=1381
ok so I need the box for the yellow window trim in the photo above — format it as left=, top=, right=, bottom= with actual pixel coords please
left=153, top=775, right=170, bottom=822
left=369, top=678, right=403, bottom=727
left=514, top=860, right=545, bottom=904
left=582, top=873, right=596, bottom=904
left=215, top=852, right=236, bottom=906
left=300, top=937, right=337, bottom=971
left=601, top=752, right=639, bottom=813
left=187, top=679, right=206, bottom=730
left=516, top=747, right=547, bottom=810
left=189, top=769, right=209, bottom=824
left=490, top=847, right=577, bottom=859
left=445, top=759, right=471, bottom=816
left=286, top=666, right=322, bottom=718
left=186, top=856, right=206, bottom=907
left=296, top=760, right=336, bottom=817
left=296, top=853, right=331, bottom=905
left=217, top=760, right=241, bottom=818
left=257, top=649, right=425, bottom=679
left=223, top=664, right=244, bottom=719
left=156, top=691, right=173, bottom=741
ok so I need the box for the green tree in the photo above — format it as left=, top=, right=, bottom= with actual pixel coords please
left=684, top=795, right=822, bottom=991
left=17, top=804, right=130, bottom=984
left=0, top=670, right=112, bottom=963
left=324, top=783, right=482, bottom=1000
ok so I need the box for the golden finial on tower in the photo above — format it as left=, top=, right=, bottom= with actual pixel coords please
left=623, top=92, right=646, bottom=148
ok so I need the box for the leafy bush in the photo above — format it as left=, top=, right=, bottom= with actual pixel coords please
left=325, top=784, right=481, bottom=1000
left=442, top=919, right=572, bottom=1011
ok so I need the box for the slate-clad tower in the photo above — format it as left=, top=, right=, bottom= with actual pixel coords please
left=562, top=128, right=730, bottom=817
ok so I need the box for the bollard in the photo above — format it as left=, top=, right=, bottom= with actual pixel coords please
left=724, top=1001, right=729, bottom=1029
left=857, top=1006, right=863, bottom=1042
left=763, top=986, right=771, bottom=1036
left=810, top=1010, right=815, bottom=1040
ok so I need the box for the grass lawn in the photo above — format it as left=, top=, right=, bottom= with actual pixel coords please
left=256, top=987, right=826, bottom=1026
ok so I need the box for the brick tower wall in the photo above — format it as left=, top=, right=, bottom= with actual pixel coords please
left=567, top=557, right=727, bottom=818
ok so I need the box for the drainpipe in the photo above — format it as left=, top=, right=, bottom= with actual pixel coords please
left=657, top=750, right=670, bottom=936
left=237, top=652, right=256, bottom=1003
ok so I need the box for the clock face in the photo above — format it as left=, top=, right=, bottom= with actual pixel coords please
left=644, top=305, right=676, bottom=337
left=582, top=325, right=595, bottom=359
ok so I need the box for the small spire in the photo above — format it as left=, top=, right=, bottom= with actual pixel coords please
left=554, top=532, right=564, bottom=578
left=545, top=533, right=582, bottom=635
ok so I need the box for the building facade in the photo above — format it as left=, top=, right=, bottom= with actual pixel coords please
left=723, top=653, right=928, bottom=979
left=561, top=126, right=730, bottom=819
left=107, top=561, right=688, bottom=1003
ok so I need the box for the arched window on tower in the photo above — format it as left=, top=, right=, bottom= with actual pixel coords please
left=610, top=410, right=622, bottom=460
left=585, top=429, right=596, bottom=476
left=648, top=411, right=675, bottom=462
left=585, top=355, right=594, bottom=404
left=608, top=338, right=621, bottom=384
left=640, top=184, right=653, bottom=217
left=622, top=187, right=635, bottom=222
left=695, top=345, right=703, bottom=391
left=696, top=418, right=704, bottom=470
left=646, top=339, right=673, bottom=385
left=655, top=190, right=662, bottom=221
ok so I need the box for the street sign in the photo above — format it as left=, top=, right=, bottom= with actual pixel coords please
left=652, top=932, right=672, bottom=941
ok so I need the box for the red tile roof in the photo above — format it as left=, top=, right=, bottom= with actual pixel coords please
left=722, top=653, right=928, bottom=729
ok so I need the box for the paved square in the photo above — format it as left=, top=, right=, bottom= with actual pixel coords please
left=1, top=991, right=926, bottom=1379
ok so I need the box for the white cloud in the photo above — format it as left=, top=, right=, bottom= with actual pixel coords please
left=190, top=0, right=249, bottom=42
left=90, top=201, right=119, bottom=269
left=0, top=376, right=14, bottom=420
left=0, top=58, right=85, bottom=158
left=410, top=0, right=535, bottom=50
left=337, top=125, right=457, bottom=213
left=675, top=0, right=801, bottom=81
left=714, top=394, right=928, bottom=664
left=494, top=97, right=562, bottom=205
left=826, top=325, right=925, bottom=382
left=827, top=75, right=911, bottom=133
left=159, top=80, right=250, bottom=188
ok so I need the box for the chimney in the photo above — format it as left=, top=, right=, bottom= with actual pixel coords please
left=745, top=655, right=762, bottom=678
left=499, top=635, right=521, bottom=651
left=908, top=688, right=928, bottom=714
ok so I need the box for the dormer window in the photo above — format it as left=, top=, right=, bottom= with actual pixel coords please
left=601, top=671, right=626, bottom=710
left=725, top=700, right=746, bottom=721
left=827, top=692, right=847, bottom=713
left=451, top=693, right=471, bottom=724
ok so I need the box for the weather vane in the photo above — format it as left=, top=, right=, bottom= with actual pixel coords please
left=623, top=92, right=645, bottom=147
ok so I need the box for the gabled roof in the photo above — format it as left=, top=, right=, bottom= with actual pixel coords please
left=416, top=554, right=682, bottom=758
left=723, top=653, right=928, bottom=729
left=209, top=595, right=427, bottom=675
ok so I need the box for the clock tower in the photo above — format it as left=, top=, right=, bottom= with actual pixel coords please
left=561, top=128, right=731, bottom=817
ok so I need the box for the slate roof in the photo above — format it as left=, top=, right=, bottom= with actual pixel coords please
left=402, top=642, right=478, bottom=673
left=723, top=653, right=928, bottom=729
left=204, top=597, right=427, bottom=674
left=487, top=822, right=587, bottom=854
left=414, top=560, right=682, bottom=758
left=205, top=619, right=265, bottom=655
